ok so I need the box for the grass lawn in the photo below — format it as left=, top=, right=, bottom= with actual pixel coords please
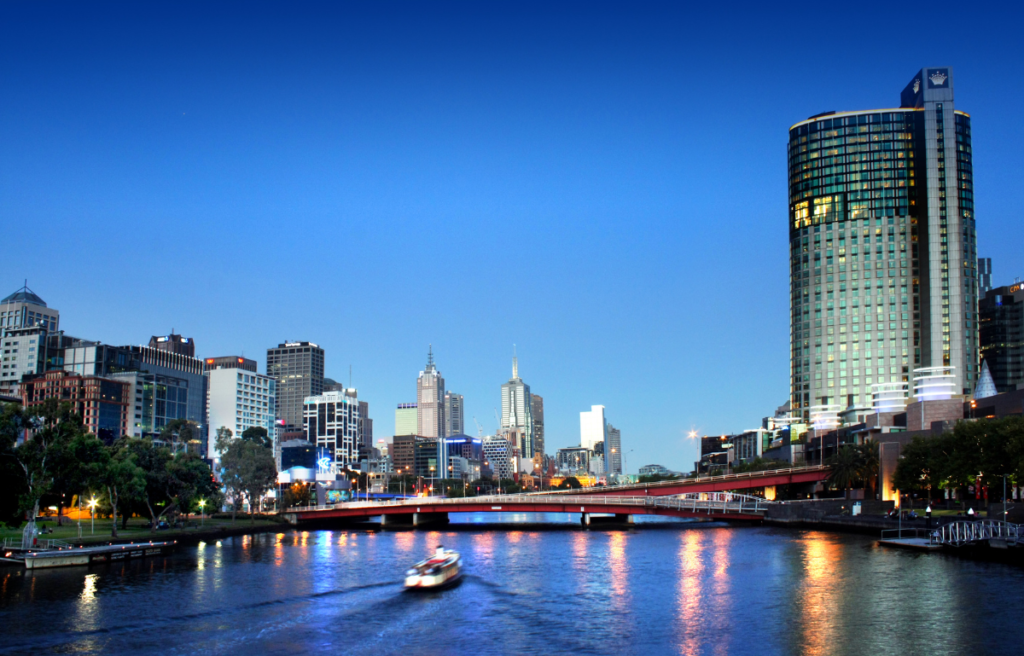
left=0, top=516, right=286, bottom=546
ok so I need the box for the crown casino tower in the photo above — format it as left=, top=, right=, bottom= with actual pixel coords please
left=788, top=68, right=978, bottom=420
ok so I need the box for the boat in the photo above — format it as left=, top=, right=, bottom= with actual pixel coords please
left=404, top=546, right=462, bottom=590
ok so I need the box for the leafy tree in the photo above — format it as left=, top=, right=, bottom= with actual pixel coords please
left=557, top=477, right=582, bottom=490
left=241, top=426, right=273, bottom=450
left=48, top=432, right=107, bottom=526
left=828, top=447, right=861, bottom=497
left=281, top=483, right=312, bottom=508
left=159, top=419, right=201, bottom=454
left=218, top=432, right=277, bottom=523
left=101, top=444, right=146, bottom=538
left=170, top=453, right=221, bottom=516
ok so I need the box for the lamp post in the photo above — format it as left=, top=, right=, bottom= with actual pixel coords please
left=87, top=497, right=98, bottom=535
left=198, top=499, right=206, bottom=527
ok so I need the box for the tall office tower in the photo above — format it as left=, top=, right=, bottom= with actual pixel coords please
left=530, top=394, right=545, bottom=457
left=207, top=368, right=276, bottom=460
left=788, top=67, right=978, bottom=419
left=416, top=347, right=445, bottom=438
left=605, top=423, right=622, bottom=475
left=0, top=283, right=59, bottom=332
left=979, top=258, right=993, bottom=295
left=267, top=341, right=325, bottom=431
left=358, top=400, right=372, bottom=451
left=979, top=281, right=1024, bottom=393
left=500, top=355, right=534, bottom=459
left=444, top=392, right=464, bottom=437
left=302, top=390, right=361, bottom=472
left=395, top=403, right=418, bottom=435
left=149, top=332, right=195, bottom=357
left=204, top=356, right=257, bottom=372
left=580, top=405, right=606, bottom=450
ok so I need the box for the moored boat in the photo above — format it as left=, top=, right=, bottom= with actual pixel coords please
left=404, top=546, right=461, bottom=590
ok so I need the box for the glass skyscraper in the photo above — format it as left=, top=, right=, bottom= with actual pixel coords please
left=788, top=67, right=977, bottom=419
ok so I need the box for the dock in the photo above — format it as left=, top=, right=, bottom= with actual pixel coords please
left=2, top=540, right=176, bottom=569
left=877, top=536, right=943, bottom=551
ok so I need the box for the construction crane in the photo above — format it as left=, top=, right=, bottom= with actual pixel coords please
left=473, top=417, right=484, bottom=437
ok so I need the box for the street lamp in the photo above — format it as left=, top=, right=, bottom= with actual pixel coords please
left=87, top=496, right=98, bottom=535
left=198, top=499, right=206, bottom=527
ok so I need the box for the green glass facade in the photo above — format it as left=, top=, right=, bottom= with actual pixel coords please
left=788, top=68, right=977, bottom=419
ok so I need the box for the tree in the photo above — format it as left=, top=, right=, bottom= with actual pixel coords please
left=557, top=477, right=582, bottom=490
left=48, top=432, right=106, bottom=526
left=101, top=444, right=145, bottom=538
left=170, top=453, right=220, bottom=517
left=160, top=419, right=200, bottom=454
left=827, top=446, right=861, bottom=498
left=219, top=434, right=277, bottom=523
left=241, top=426, right=273, bottom=450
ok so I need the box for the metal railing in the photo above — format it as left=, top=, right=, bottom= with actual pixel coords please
left=931, top=520, right=1023, bottom=547
left=529, top=465, right=830, bottom=496
left=3, top=537, right=74, bottom=551
left=290, top=493, right=770, bottom=516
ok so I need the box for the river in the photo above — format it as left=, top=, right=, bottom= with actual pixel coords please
left=1, top=514, right=1021, bottom=655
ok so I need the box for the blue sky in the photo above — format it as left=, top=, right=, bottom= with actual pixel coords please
left=2, top=2, right=1022, bottom=472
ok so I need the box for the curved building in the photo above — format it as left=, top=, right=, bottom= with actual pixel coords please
left=788, top=68, right=977, bottom=419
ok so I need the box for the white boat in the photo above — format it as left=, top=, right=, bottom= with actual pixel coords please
left=404, top=546, right=462, bottom=590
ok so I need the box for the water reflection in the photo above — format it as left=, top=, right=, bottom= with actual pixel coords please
left=797, top=532, right=842, bottom=656
left=676, top=529, right=706, bottom=655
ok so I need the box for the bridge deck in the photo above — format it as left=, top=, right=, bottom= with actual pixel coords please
left=542, top=465, right=831, bottom=497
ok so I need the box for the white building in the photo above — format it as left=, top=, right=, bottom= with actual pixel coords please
left=417, top=347, right=445, bottom=438
left=483, top=434, right=517, bottom=481
left=580, top=405, right=607, bottom=450
left=0, top=325, right=49, bottom=394
left=501, top=355, right=535, bottom=460
left=207, top=368, right=277, bottom=461
left=304, top=390, right=361, bottom=475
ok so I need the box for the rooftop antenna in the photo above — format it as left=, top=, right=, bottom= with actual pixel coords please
left=427, top=344, right=434, bottom=367
left=512, top=344, right=518, bottom=379
left=349, top=364, right=352, bottom=388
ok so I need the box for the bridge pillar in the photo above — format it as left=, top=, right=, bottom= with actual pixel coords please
left=381, top=513, right=414, bottom=528
left=413, top=512, right=449, bottom=528
left=581, top=513, right=591, bottom=527
left=615, top=514, right=635, bottom=525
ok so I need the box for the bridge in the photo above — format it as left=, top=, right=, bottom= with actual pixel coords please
left=283, top=492, right=771, bottom=528
left=545, top=465, right=833, bottom=497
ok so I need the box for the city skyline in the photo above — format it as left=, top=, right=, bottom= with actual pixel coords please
left=3, top=3, right=1024, bottom=472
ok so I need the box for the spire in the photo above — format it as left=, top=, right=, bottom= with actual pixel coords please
left=973, top=360, right=997, bottom=400
left=427, top=344, right=434, bottom=367
left=512, top=344, right=518, bottom=379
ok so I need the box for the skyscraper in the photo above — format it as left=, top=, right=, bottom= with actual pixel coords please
left=148, top=332, right=195, bottom=357
left=267, top=341, right=325, bottom=431
left=579, top=405, right=606, bottom=451
left=530, top=394, right=544, bottom=457
left=416, top=346, right=445, bottom=438
left=605, top=423, right=622, bottom=475
left=395, top=403, right=418, bottom=436
left=500, top=355, right=534, bottom=460
left=444, top=391, right=464, bottom=437
left=979, top=257, right=993, bottom=295
left=0, top=283, right=58, bottom=332
left=979, top=281, right=1024, bottom=393
left=788, top=67, right=978, bottom=419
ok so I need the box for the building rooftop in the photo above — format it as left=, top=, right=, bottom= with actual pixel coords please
left=2, top=284, right=47, bottom=307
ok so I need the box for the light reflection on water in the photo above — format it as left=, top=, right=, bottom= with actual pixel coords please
left=1, top=523, right=1024, bottom=656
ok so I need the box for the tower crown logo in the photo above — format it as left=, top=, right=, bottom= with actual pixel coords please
left=929, top=71, right=947, bottom=86
left=913, top=79, right=921, bottom=93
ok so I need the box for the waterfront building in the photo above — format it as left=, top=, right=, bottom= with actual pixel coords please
left=731, top=429, right=771, bottom=465
left=483, top=434, right=517, bottom=480
left=395, top=403, right=418, bottom=435
left=0, top=325, right=50, bottom=394
left=204, top=356, right=257, bottom=372
left=267, top=341, right=325, bottom=432
left=20, top=370, right=128, bottom=442
left=605, top=423, right=622, bottom=475
left=789, top=67, right=979, bottom=420
left=302, top=390, right=360, bottom=474
left=979, top=258, right=993, bottom=295
left=148, top=332, right=195, bottom=357
left=444, top=391, right=464, bottom=437
left=501, top=355, right=535, bottom=459
left=109, top=371, right=192, bottom=438
left=979, top=280, right=1024, bottom=393
left=281, top=439, right=316, bottom=470
left=531, top=393, right=545, bottom=457
left=207, top=368, right=277, bottom=460
left=0, top=284, right=58, bottom=333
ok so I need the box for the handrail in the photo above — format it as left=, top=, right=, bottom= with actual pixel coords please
left=932, top=519, right=1023, bottom=547
left=528, top=465, right=830, bottom=496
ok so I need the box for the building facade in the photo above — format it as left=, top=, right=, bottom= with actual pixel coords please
left=979, top=258, right=993, bottom=295
left=204, top=356, right=257, bottom=372
left=267, top=341, right=325, bottom=431
left=302, top=390, right=360, bottom=473
left=207, top=368, right=277, bottom=460
left=530, top=393, right=544, bottom=458
left=605, top=423, right=622, bottom=475
left=148, top=333, right=195, bottom=357
left=391, top=434, right=417, bottom=476
left=789, top=67, right=978, bottom=419
left=416, top=347, right=445, bottom=438
left=20, top=370, right=129, bottom=443
left=580, top=405, right=606, bottom=451
left=109, top=371, right=193, bottom=438
left=500, top=356, right=534, bottom=459
left=0, top=326, right=49, bottom=393
left=483, top=434, right=517, bottom=481
left=0, top=284, right=58, bottom=333
left=979, top=281, right=1024, bottom=393
left=444, top=391, right=464, bottom=437
left=395, top=403, right=418, bottom=435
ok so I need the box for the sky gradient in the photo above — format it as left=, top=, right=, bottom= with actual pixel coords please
left=2, top=1, right=1023, bottom=471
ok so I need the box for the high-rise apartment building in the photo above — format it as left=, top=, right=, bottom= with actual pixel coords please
left=267, top=341, right=324, bottom=431
left=148, top=333, right=195, bottom=357
left=303, top=390, right=361, bottom=473
left=789, top=67, right=978, bottom=418
left=530, top=394, right=544, bottom=457
left=0, top=326, right=49, bottom=393
left=501, top=356, right=534, bottom=459
left=979, top=281, right=1024, bottom=393
left=395, top=403, right=418, bottom=435
left=580, top=405, right=606, bottom=451
left=605, top=423, right=622, bottom=475
left=444, top=391, right=464, bottom=437
left=483, top=434, right=517, bottom=481
left=207, top=368, right=277, bottom=460
left=416, top=347, right=445, bottom=438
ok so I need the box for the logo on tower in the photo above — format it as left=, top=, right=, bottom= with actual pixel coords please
left=913, top=79, right=920, bottom=94
left=927, top=69, right=949, bottom=88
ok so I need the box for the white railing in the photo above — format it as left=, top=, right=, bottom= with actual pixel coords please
left=3, top=537, right=74, bottom=551
left=932, top=520, right=1023, bottom=547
